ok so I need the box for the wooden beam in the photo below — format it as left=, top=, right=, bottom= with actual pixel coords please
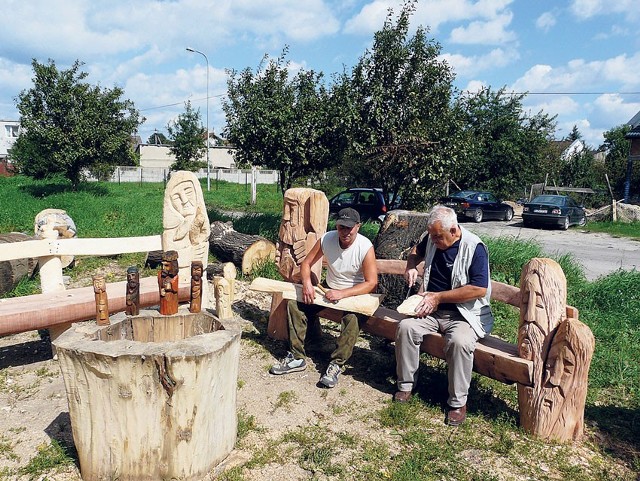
left=0, top=276, right=190, bottom=337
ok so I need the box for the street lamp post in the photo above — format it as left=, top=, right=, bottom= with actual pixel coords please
left=186, top=47, right=210, bottom=191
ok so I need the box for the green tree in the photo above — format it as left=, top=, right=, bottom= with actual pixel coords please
left=455, top=87, right=556, bottom=200
left=600, top=124, right=638, bottom=199
left=10, top=59, right=142, bottom=187
left=223, top=50, right=338, bottom=193
left=335, top=1, right=461, bottom=209
left=565, top=124, right=582, bottom=142
left=166, top=101, right=207, bottom=172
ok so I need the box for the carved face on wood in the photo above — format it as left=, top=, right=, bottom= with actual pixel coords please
left=170, top=180, right=197, bottom=219
left=191, top=262, right=203, bottom=281
left=93, top=276, right=106, bottom=293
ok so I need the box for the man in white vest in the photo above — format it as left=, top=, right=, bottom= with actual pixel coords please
left=270, top=208, right=378, bottom=388
left=394, top=205, right=494, bottom=426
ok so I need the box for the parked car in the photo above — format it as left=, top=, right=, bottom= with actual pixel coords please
left=439, top=190, right=514, bottom=223
left=522, top=194, right=586, bottom=230
left=328, top=188, right=401, bottom=222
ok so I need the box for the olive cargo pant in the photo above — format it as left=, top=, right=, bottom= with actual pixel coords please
left=287, top=299, right=365, bottom=366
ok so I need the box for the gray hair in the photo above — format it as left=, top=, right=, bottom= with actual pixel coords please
left=427, top=205, right=458, bottom=230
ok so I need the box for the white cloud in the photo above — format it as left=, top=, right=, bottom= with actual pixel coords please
left=449, top=12, right=516, bottom=45
left=569, top=0, right=638, bottom=21
left=535, top=12, right=557, bottom=32
left=440, top=47, right=519, bottom=77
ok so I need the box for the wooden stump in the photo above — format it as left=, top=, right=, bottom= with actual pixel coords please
left=373, top=210, right=430, bottom=308
left=0, top=233, right=38, bottom=295
left=53, top=309, right=241, bottom=481
left=209, top=221, right=275, bottom=275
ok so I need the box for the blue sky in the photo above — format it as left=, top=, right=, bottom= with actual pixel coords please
left=1, top=0, right=639, bottom=148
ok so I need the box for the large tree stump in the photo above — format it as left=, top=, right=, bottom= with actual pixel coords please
left=209, top=221, right=275, bottom=275
left=517, top=258, right=595, bottom=442
left=373, top=210, right=431, bottom=308
left=54, top=309, right=241, bottom=481
left=0, top=233, right=38, bottom=295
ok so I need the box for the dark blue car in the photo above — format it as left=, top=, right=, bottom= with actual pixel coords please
left=522, top=195, right=587, bottom=230
left=440, top=190, right=514, bottom=223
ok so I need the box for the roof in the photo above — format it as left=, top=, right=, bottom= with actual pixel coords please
left=625, top=125, right=640, bottom=140
left=627, top=110, right=640, bottom=128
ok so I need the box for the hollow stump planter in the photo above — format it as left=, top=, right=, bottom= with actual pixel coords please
left=53, top=309, right=241, bottom=481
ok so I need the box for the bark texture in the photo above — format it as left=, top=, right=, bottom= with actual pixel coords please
left=0, top=233, right=38, bottom=295
left=209, top=221, right=275, bottom=274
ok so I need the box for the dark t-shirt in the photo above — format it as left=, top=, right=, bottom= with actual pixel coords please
left=419, top=237, right=489, bottom=311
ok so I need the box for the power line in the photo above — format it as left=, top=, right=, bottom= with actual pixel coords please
left=140, top=94, right=226, bottom=112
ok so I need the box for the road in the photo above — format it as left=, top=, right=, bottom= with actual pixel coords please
left=464, top=217, right=640, bottom=281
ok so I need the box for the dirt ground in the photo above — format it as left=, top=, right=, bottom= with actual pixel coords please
left=0, top=278, right=399, bottom=480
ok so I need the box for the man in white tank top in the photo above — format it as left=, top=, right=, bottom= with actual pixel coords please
left=270, top=208, right=378, bottom=388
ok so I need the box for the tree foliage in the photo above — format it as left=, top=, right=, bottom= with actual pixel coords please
left=337, top=1, right=461, bottom=209
left=10, top=59, right=142, bottom=187
left=167, top=101, right=206, bottom=171
left=148, top=131, right=170, bottom=145
left=600, top=124, right=638, bottom=199
left=223, top=50, right=341, bottom=193
left=454, top=87, right=556, bottom=199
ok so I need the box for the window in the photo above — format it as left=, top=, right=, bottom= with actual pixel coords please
left=5, top=125, right=19, bottom=138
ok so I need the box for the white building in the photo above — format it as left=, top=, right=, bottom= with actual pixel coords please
left=137, top=143, right=236, bottom=169
left=0, top=120, right=20, bottom=160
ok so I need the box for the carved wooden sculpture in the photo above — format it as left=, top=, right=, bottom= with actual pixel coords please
left=275, top=188, right=329, bottom=283
left=162, top=171, right=210, bottom=286
left=189, top=261, right=203, bottom=313
left=125, top=266, right=140, bottom=316
left=517, top=258, right=595, bottom=442
left=158, top=250, right=179, bottom=315
left=93, top=275, right=109, bottom=325
left=269, top=188, right=329, bottom=339
left=214, top=276, right=233, bottom=320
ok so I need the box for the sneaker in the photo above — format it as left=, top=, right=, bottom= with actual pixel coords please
left=269, top=352, right=307, bottom=375
left=319, top=362, right=341, bottom=388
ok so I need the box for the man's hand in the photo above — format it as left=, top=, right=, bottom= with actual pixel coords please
left=405, top=267, right=419, bottom=288
left=414, top=292, right=440, bottom=317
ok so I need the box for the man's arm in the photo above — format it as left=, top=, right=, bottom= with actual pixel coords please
left=323, top=247, right=378, bottom=302
left=299, top=239, right=324, bottom=304
left=405, top=235, right=427, bottom=287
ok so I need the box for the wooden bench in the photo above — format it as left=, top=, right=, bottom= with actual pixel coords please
left=257, top=257, right=594, bottom=443
left=262, top=259, right=578, bottom=387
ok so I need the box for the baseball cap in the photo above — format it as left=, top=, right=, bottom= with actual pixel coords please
left=336, top=208, right=361, bottom=228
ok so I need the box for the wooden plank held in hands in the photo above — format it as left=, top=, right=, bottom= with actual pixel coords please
left=249, top=277, right=383, bottom=316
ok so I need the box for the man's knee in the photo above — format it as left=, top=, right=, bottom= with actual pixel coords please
left=445, top=331, right=476, bottom=355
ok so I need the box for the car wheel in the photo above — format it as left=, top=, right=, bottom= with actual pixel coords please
left=578, top=215, right=586, bottom=227
left=504, top=208, right=513, bottom=221
left=473, top=208, right=483, bottom=223
left=561, top=216, right=570, bottom=230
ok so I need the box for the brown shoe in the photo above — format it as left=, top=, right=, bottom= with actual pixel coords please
left=393, top=391, right=412, bottom=403
left=446, top=405, right=467, bottom=426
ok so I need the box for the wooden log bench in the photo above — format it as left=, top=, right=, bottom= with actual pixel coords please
left=253, top=258, right=592, bottom=442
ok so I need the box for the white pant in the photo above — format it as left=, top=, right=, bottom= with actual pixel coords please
left=395, top=309, right=478, bottom=408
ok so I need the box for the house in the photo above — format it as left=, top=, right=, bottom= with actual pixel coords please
left=137, top=144, right=236, bottom=169
left=623, top=111, right=640, bottom=202
left=0, top=120, right=20, bottom=176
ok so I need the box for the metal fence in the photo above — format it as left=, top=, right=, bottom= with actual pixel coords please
left=103, top=166, right=280, bottom=185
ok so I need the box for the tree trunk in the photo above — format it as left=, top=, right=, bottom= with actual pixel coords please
left=0, top=233, right=38, bottom=295
left=373, top=210, right=430, bottom=308
left=209, top=221, right=275, bottom=274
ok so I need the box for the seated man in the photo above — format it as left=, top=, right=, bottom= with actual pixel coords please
left=394, top=205, right=494, bottom=426
left=270, top=207, right=378, bottom=388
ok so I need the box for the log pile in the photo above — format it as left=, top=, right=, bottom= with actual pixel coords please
left=0, top=233, right=38, bottom=295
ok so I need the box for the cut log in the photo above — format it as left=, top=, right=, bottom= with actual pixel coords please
left=0, top=233, right=38, bottom=295
left=249, top=277, right=383, bottom=316
left=206, top=261, right=237, bottom=281
left=373, top=210, right=431, bottom=308
left=34, top=208, right=77, bottom=268
left=144, top=249, right=163, bottom=269
left=209, top=221, right=276, bottom=275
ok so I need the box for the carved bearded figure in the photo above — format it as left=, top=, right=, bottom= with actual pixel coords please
left=162, top=171, right=210, bottom=285
left=125, top=266, right=140, bottom=316
left=275, top=188, right=329, bottom=283
left=517, top=258, right=595, bottom=442
left=93, top=275, right=109, bottom=325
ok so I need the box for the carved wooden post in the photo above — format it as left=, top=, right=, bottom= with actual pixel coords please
left=269, top=188, right=329, bottom=339
left=214, top=276, right=233, bottom=320
left=162, top=170, right=210, bottom=304
left=158, top=250, right=179, bottom=315
left=189, top=261, right=203, bottom=313
left=92, top=275, right=109, bottom=326
left=517, top=258, right=595, bottom=442
left=125, top=266, right=140, bottom=316
left=222, top=262, right=236, bottom=305
left=38, top=222, right=69, bottom=343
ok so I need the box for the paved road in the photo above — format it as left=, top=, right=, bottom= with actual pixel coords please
left=463, top=217, right=640, bottom=281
